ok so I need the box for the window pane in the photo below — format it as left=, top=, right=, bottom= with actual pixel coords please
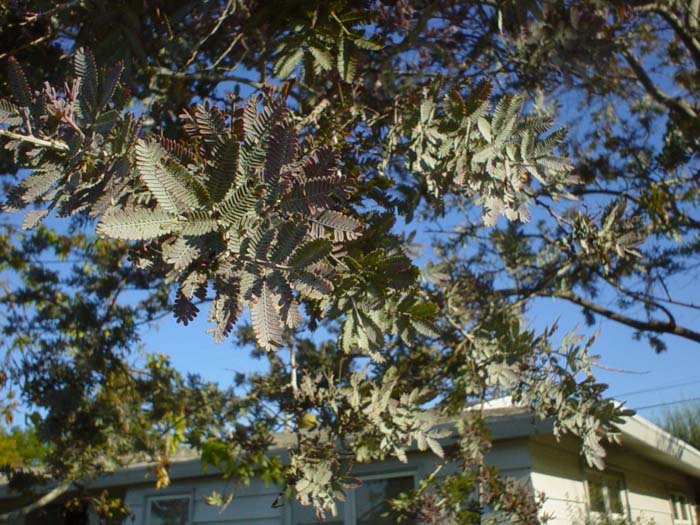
left=588, top=478, right=606, bottom=513
left=148, top=497, right=190, bottom=525
left=607, top=479, right=624, bottom=515
left=672, top=496, right=680, bottom=520
left=355, top=476, right=415, bottom=525
left=680, top=496, right=689, bottom=520
left=295, top=500, right=344, bottom=525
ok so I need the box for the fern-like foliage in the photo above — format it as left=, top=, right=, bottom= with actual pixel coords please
left=271, top=4, right=381, bottom=84
left=1, top=48, right=130, bottom=221
left=395, top=79, right=572, bottom=226
left=99, top=95, right=360, bottom=350
left=0, top=50, right=363, bottom=351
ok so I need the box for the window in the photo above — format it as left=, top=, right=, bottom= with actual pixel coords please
left=670, top=493, right=694, bottom=524
left=355, top=475, right=415, bottom=525
left=586, top=472, right=627, bottom=517
left=295, top=500, right=345, bottom=525
left=293, top=473, right=416, bottom=524
left=146, top=495, right=191, bottom=525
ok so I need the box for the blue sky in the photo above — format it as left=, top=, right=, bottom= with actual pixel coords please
left=526, top=297, right=700, bottom=421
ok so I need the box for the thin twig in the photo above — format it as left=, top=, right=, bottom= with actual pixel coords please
left=184, top=0, right=236, bottom=69
left=0, top=32, right=52, bottom=60
left=0, top=129, right=69, bottom=151
left=591, top=363, right=650, bottom=375
left=10, top=0, right=82, bottom=27
left=208, top=33, right=243, bottom=70
left=155, top=67, right=264, bottom=89
left=290, top=344, right=298, bottom=396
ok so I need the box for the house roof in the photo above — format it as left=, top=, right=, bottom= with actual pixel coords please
left=2, top=399, right=699, bottom=497
left=475, top=397, right=700, bottom=479
left=66, top=400, right=700, bottom=487
left=617, top=412, right=700, bottom=478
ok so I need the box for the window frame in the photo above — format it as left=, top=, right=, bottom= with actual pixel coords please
left=289, top=468, right=417, bottom=525
left=670, top=492, right=695, bottom=525
left=347, top=470, right=417, bottom=525
left=585, top=470, right=629, bottom=520
left=144, top=493, right=193, bottom=525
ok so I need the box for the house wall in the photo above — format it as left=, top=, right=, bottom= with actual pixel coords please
left=3, top=426, right=697, bottom=525
left=123, top=476, right=284, bottom=525
left=529, top=435, right=698, bottom=525
left=607, top=445, right=697, bottom=525
left=428, top=437, right=532, bottom=479
left=122, top=439, right=533, bottom=525
left=529, top=435, right=588, bottom=524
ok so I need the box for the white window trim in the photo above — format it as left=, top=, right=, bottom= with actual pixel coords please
left=347, top=470, right=417, bottom=525
left=585, top=470, right=629, bottom=519
left=670, top=492, right=695, bottom=525
left=144, top=493, right=193, bottom=525
left=288, top=469, right=417, bottom=525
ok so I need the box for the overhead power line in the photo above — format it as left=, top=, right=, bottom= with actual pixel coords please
left=614, top=378, right=700, bottom=398
left=634, top=396, right=700, bottom=411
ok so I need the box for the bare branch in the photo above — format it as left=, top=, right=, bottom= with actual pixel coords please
left=20, top=0, right=82, bottom=25
left=184, top=0, right=236, bottom=69
left=689, top=0, right=700, bottom=30
left=0, top=481, right=73, bottom=523
left=597, top=269, right=700, bottom=312
left=0, top=32, right=52, bottom=61
left=0, top=130, right=70, bottom=151
left=636, top=4, right=700, bottom=69
left=548, top=289, right=700, bottom=344
left=495, top=278, right=700, bottom=345
left=154, top=67, right=263, bottom=89
left=208, top=33, right=243, bottom=70
left=621, top=49, right=698, bottom=120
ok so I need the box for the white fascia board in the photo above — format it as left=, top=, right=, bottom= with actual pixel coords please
left=618, top=413, right=700, bottom=478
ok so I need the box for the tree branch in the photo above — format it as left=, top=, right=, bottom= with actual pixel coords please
left=593, top=269, right=678, bottom=326
left=0, top=130, right=69, bottom=152
left=495, top=277, right=700, bottom=344
left=0, top=32, right=53, bottom=61
left=154, top=67, right=263, bottom=89
left=0, top=481, right=73, bottom=523
left=606, top=272, right=700, bottom=310
left=208, top=33, right=244, bottom=70
left=689, top=0, right=700, bottom=30
left=20, top=0, right=82, bottom=25
left=184, top=0, right=236, bottom=69
left=621, top=49, right=698, bottom=120
left=636, top=4, right=700, bottom=70
left=546, top=289, right=700, bottom=344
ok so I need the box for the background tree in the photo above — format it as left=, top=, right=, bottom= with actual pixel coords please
left=659, top=402, right=700, bottom=451
left=0, top=425, right=46, bottom=470
left=0, top=1, right=698, bottom=523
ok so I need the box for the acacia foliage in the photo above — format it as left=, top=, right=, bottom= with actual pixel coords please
left=0, top=45, right=615, bottom=523
left=0, top=1, right=698, bottom=523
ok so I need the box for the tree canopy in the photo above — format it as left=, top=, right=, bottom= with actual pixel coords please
left=660, top=402, right=700, bottom=451
left=0, top=1, right=699, bottom=523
